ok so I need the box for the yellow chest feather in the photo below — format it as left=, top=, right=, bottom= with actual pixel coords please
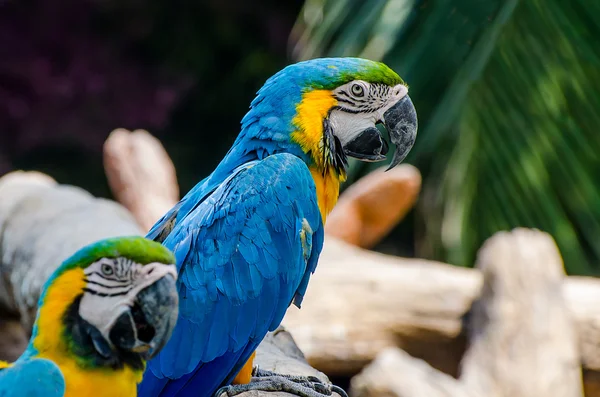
left=33, top=268, right=142, bottom=397
left=310, top=167, right=341, bottom=223
left=54, top=360, right=141, bottom=397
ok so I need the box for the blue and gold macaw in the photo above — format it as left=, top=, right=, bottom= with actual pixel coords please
left=0, top=237, right=179, bottom=397
left=139, top=57, right=418, bottom=397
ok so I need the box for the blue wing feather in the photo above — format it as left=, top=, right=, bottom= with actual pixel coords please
left=0, top=359, right=65, bottom=397
left=139, top=153, right=324, bottom=397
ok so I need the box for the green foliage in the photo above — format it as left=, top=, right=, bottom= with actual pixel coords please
left=293, top=0, right=600, bottom=275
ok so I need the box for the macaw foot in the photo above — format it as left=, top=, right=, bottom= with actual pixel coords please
left=214, top=369, right=348, bottom=397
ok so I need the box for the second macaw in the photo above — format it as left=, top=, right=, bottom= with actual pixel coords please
left=139, top=57, right=418, bottom=397
left=0, top=236, right=179, bottom=397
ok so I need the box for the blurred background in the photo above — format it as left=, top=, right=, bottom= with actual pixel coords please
left=2, top=0, right=600, bottom=277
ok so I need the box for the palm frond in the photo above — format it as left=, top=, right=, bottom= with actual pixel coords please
left=292, top=0, right=600, bottom=275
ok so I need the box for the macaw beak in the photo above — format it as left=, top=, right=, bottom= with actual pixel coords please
left=342, top=95, right=418, bottom=170
left=108, top=274, right=179, bottom=360
left=382, top=95, right=418, bottom=170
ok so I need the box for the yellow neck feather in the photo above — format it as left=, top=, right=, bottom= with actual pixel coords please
left=33, top=268, right=142, bottom=397
left=291, top=90, right=346, bottom=223
left=309, top=167, right=341, bottom=223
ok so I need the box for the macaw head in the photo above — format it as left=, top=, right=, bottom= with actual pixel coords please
left=30, top=236, right=178, bottom=371
left=238, top=57, right=417, bottom=178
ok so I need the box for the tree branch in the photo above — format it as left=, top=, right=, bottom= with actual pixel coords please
left=103, top=128, right=179, bottom=231
left=350, top=229, right=585, bottom=397
left=281, top=236, right=600, bottom=395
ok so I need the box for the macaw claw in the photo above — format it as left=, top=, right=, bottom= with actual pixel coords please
left=214, top=369, right=348, bottom=397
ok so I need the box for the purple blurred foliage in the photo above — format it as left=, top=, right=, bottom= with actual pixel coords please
left=0, top=0, right=193, bottom=175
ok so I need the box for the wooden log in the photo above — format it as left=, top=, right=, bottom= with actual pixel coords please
left=325, top=164, right=421, bottom=249
left=0, top=171, right=143, bottom=332
left=103, top=128, right=180, bottom=232
left=350, top=229, right=584, bottom=397
left=281, top=237, right=479, bottom=377
left=281, top=236, right=600, bottom=395
left=254, top=327, right=335, bottom=394
left=0, top=319, right=28, bottom=362
left=459, top=229, right=583, bottom=396
left=351, top=348, right=472, bottom=397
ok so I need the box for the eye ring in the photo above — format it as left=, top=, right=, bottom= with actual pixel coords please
left=351, top=83, right=365, bottom=97
left=101, top=263, right=114, bottom=276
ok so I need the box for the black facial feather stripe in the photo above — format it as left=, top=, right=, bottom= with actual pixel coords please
left=336, top=93, right=367, bottom=105
left=87, top=272, right=132, bottom=285
left=85, top=278, right=133, bottom=290
left=335, top=97, right=355, bottom=105
left=337, top=91, right=367, bottom=104
left=83, top=287, right=132, bottom=297
left=331, top=105, right=362, bottom=114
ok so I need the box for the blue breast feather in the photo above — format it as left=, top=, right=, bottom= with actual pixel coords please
left=139, top=153, right=324, bottom=397
left=0, top=358, right=65, bottom=397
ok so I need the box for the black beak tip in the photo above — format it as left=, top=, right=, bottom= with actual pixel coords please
left=383, top=95, right=418, bottom=171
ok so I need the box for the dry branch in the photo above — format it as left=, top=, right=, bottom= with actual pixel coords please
left=281, top=236, right=600, bottom=396
left=0, top=319, right=28, bottom=363
left=351, top=348, right=472, bottom=397
left=325, top=164, right=421, bottom=248
left=103, top=128, right=180, bottom=231
left=281, top=237, right=478, bottom=376
left=0, top=171, right=143, bottom=333
left=351, top=229, right=585, bottom=397
left=460, top=229, right=583, bottom=397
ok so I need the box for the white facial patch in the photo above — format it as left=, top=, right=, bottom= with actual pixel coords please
left=329, top=81, right=408, bottom=145
left=328, top=111, right=376, bottom=146
left=79, top=259, right=177, bottom=345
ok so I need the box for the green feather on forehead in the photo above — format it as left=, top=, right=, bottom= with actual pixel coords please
left=59, top=236, right=175, bottom=274
left=302, top=59, right=406, bottom=91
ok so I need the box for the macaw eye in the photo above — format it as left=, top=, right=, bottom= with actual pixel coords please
left=101, top=263, right=114, bottom=276
left=351, top=83, right=365, bottom=97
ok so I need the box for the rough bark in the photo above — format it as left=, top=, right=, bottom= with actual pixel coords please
left=0, top=319, right=28, bottom=362
left=253, top=327, right=335, bottom=397
left=324, top=164, right=421, bottom=249
left=351, top=348, right=472, bottom=397
left=281, top=237, right=479, bottom=377
left=103, top=128, right=180, bottom=231
left=459, top=229, right=583, bottom=397
left=281, top=236, right=600, bottom=395
left=350, top=229, right=585, bottom=397
left=0, top=171, right=142, bottom=332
